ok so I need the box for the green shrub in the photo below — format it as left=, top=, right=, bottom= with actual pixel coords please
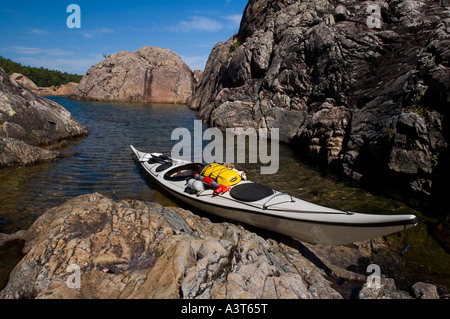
left=230, top=39, right=241, bottom=53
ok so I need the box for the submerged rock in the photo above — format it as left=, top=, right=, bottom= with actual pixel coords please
left=0, top=137, right=59, bottom=167
left=412, top=282, right=440, bottom=299
left=70, top=46, right=195, bottom=105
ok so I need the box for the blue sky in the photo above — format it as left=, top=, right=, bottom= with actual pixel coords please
left=0, top=0, right=248, bottom=74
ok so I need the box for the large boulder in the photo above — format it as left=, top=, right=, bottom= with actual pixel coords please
left=70, top=46, right=195, bottom=105
left=9, top=73, right=38, bottom=92
left=0, top=68, right=87, bottom=167
left=0, top=138, right=58, bottom=167
left=189, top=0, right=450, bottom=211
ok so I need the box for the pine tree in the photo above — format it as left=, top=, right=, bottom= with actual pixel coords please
left=0, top=56, right=83, bottom=87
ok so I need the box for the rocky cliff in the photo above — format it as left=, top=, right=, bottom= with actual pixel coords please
left=1, top=193, right=440, bottom=299
left=0, top=68, right=88, bottom=167
left=70, top=46, right=195, bottom=105
left=189, top=0, right=450, bottom=211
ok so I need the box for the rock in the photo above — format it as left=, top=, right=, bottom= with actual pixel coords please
left=0, top=193, right=344, bottom=299
left=9, top=73, right=79, bottom=97
left=412, top=282, right=440, bottom=299
left=70, top=46, right=195, bottom=104
left=0, top=137, right=59, bottom=167
left=38, top=82, right=79, bottom=96
left=334, top=5, right=350, bottom=22
left=358, top=278, right=414, bottom=299
left=359, top=277, right=403, bottom=299
left=0, top=68, right=87, bottom=167
left=302, top=238, right=388, bottom=283
left=9, top=73, right=38, bottom=92
left=189, top=0, right=450, bottom=212
left=192, top=70, right=204, bottom=86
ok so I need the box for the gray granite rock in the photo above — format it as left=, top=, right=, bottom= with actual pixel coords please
left=189, top=0, right=450, bottom=211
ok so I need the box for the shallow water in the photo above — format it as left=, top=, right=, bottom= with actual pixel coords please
left=0, top=99, right=197, bottom=232
left=0, top=97, right=449, bottom=292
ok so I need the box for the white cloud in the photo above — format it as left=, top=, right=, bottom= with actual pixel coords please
left=3, top=46, right=102, bottom=74
left=170, top=13, right=242, bottom=33
left=28, top=28, right=48, bottom=35
left=222, top=14, right=242, bottom=29
left=7, top=46, right=73, bottom=56
left=198, top=42, right=216, bottom=48
left=181, top=55, right=209, bottom=71
left=17, top=55, right=102, bottom=75
left=80, top=27, right=113, bottom=39
left=174, top=16, right=224, bottom=32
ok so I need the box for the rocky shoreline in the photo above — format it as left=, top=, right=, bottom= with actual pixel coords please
left=0, top=193, right=444, bottom=299
left=9, top=73, right=79, bottom=97
left=0, top=68, right=88, bottom=167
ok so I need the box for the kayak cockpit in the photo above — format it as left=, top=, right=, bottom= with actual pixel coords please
left=164, top=163, right=205, bottom=181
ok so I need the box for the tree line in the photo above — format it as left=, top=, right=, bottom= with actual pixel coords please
left=0, top=56, right=83, bottom=87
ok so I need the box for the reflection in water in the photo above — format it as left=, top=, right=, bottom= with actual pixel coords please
left=0, top=97, right=448, bottom=291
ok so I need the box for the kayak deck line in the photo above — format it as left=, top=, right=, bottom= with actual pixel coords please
left=262, top=192, right=295, bottom=210
left=188, top=187, right=352, bottom=216
left=155, top=167, right=351, bottom=215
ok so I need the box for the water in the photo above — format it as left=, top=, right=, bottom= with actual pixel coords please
left=0, top=97, right=449, bottom=293
left=0, top=98, right=199, bottom=232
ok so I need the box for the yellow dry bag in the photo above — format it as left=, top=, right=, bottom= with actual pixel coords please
left=200, top=163, right=241, bottom=187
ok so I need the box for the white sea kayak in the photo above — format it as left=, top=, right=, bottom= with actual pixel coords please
left=130, top=145, right=418, bottom=245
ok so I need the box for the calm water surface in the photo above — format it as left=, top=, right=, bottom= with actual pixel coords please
left=0, top=97, right=449, bottom=292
